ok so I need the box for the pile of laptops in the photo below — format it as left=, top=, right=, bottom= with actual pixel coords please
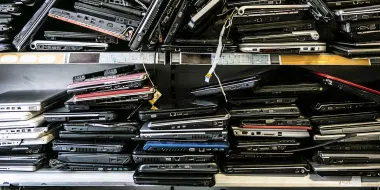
left=222, top=81, right=326, bottom=175
left=24, top=0, right=144, bottom=51
left=46, top=65, right=153, bottom=171
left=299, top=70, right=380, bottom=176
left=133, top=99, right=229, bottom=187
left=230, top=2, right=327, bottom=54
left=0, top=89, right=66, bottom=171
left=330, top=2, right=380, bottom=58
left=0, top=0, right=37, bottom=52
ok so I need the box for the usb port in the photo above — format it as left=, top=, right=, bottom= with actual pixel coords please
left=257, top=132, right=261, bottom=135
left=242, top=131, right=248, bottom=135
left=278, top=132, right=283, bottom=136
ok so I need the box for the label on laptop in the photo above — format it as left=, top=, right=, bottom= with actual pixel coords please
left=339, top=176, right=361, bottom=186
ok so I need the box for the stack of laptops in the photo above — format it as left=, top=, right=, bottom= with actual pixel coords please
left=229, top=3, right=327, bottom=54
left=30, top=0, right=144, bottom=51
left=47, top=65, right=154, bottom=171
left=331, top=4, right=380, bottom=58
left=0, top=89, right=66, bottom=171
left=222, top=82, right=328, bottom=174
left=304, top=71, right=380, bottom=176
left=133, top=100, right=227, bottom=187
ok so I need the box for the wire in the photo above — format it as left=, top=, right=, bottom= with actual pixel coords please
left=285, top=133, right=357, bottom=153
left=214, top=72, right=227, bottom=102
left=140, top=48, right=155, bottom=88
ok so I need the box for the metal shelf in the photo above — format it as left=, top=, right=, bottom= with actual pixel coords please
left=1, top=169, right=380, bottom=187
left=0, top=52, right=166, bottom=64
left=0, top=52, right=376, bottom=65
left=170, top=52, right=373, bottom=65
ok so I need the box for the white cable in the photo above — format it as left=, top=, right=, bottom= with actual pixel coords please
left=214, top=72, right=227, bottom=102
left=140, top=48, right=155, bottom=88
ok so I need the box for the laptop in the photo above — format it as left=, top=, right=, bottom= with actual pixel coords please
left=331, top=43, right=380, bottom=59
left=143, top=114, right=229, bottom=130
left=227, top=151, right=294, bottom=159
left=58, top=153, right=132, bottom=164
left=133, top=173, right=215, bottom=187
left=65, top=97, right=141, bottom=112
left=0, top=133, right=56, bottom=147
left=232, top=126, right=310, bottom=138
left=326, top=0, right=380, bottom=8
left=311, top=71, right=380, bottom=103
left=44, top=107, right=117, bottom=122
left=316, top=151, right=380, bottom=164
left=309, top=161, right=380, bottom=176
left=311, top=100, right=378, bottom=113
left=335, top=5, right=380, bottom=21
left=52, top=140, right=125, bottom=153
left=253, top=83, right=325, bottom=95
left=0, top=122, right=61, bottom=139
left=235, top=139, right=300, bottom=152
left=235, top=20, right=315, bottom=33
left=191, top=73, right=270, bottom=97
left=0, top=89, right=66, bottom=112
left=239, top=42, right=326, bottom=53
left=143, top=141, right=229, bottom=152
left=318, top=120, right=380, bottom=135
left=138, top=101, right=218, bottom=121
left=0, top=114, right=44, bottom=127
left=63, top=122, right=139, bottom=133
left=229, top=97, right=298, bottom=106
left=138, top=163, right=219, bottom=173
left=0, top=111, right=43, bottom=122
left=59, top=131, right=135, bottom=140
left=72, top=87, right=155, bottom=104
left=0, top=162, right=44, bottom=171
left=223, top=160, right=310, bottom=174
left=310, top=111, right=379, bottom=125
left=67, top=72, right=148, bottom=92
left=139, top=130, right=228, bottom=141
left=49, top=159, right=134, bottom=171
left=241, top=118, right=311, bottom=126
left=0, top=144, right=47, bottom=154
left=133, top=144, right=215, bottom=163
left=324, top=142, right=380, bottom=151
left=314, top=131, right=380, bottom=142
left=0, top=153, right=46, bottom=163
left=230, top=105, right=301, bottom=118
left=240, top=30, right=320, bottom=43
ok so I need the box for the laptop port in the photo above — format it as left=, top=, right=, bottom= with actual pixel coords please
left=170, top=112, right=176, bottom=116
left=256, top=132, right=261, bottom=135
left=278, top=132, right=283, bottom=136
left=242, top=131, right=248, bottom=135
left=174, top=157, right=180, bottom=161
left=199, top=148, right=205, bottom=152
left=17, top=107, right=21, bottom=110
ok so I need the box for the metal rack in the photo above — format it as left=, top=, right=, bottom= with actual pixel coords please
left=0, top=52, right=377, bottom=65
left=0, top=169, right=379, bottom=187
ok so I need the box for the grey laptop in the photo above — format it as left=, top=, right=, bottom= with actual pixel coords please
left=318, top=121, right=380, bottom=135
left=0, top=90, right=66, bottom=112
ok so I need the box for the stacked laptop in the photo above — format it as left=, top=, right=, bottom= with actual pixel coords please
left=22, top=0, right=144, bottom=51
left=0, top=89, right=66, bottom=171
left=133, top=99, right=229, bottom=187
left=221, top=82, right=328, bottom=175
left=294, top=70, right=380, bottom=176
left=331, top=2, right=380, bottom=58
left=47, top=65, right=153, bottom=171
left=0, top=0, right=36, bottom=51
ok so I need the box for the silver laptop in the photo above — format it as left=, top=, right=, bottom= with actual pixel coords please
left=0, top=123, right=60, bottom=140
left=0, top=90, right=66, bottom=112
left=0, top=111, right=43, bottom=122
left=232, top=127, right=310, bottom=138
left=0, top=133, right=56, bottom=146
left=309, top=161, right=380, bottom=176
left=238, top=42, right=326, bottom=53
left=140, top=123, right=224, bottom=133
left=318, top=121, right=380, bottom=135
left=0, top=163, right=42, bottom=172
left=0, top=115, right=44, bottom=127
left=138, top=163, right=219, bottom=173
left=314, top=131, right=380, bottom=142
